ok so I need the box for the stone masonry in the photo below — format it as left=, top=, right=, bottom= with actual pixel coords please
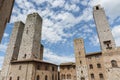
left=0, top=21, right=25, bottom=80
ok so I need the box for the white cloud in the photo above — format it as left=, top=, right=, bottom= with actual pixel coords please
left=3, top=33, right=9, bottom=38
left=43, top=48, right=75, bottom=65
left=112, top=25, right=120, bottom=47
left=0, top=43, right=8, bottom=53
left=89, top=34, right=99, bottom=46
left=0, top=56, right=4, bottom=70
left=52, top=0, right=65, bottom=8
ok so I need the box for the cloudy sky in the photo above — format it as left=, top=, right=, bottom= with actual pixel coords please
left=0, top=0, right=120, bottom=69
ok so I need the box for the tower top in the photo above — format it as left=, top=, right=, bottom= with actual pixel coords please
left=93, top=4, right=103, bottom=11
left=27, top=13, right=42, bottom=21
left=93, top=5, right=116, bottom=51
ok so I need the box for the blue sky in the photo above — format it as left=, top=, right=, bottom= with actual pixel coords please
left=0, top=0, right=120, bottom=69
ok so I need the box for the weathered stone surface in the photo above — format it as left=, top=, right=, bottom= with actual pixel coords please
left=0, top=21, right=25, bottom=80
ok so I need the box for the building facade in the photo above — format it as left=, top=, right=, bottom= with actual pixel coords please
left=0, top=13, right=58, bottom=80
left=74, top=5, right=120, bottom=80
left=1, top=4, right=120, bottom=80
left=0, top=0, right=14, bottom=42
left=60, top=62, right=76, bottom=80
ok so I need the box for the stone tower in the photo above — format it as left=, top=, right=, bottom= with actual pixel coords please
left=0, top=0, right=14, bottom=42
left=93, top=5, right=116, bottom=51
left=18, top=13, right=42, bottom=60
left=74, top=38, right=88, bottom=80
left=0, top=21, right=25, bottom=80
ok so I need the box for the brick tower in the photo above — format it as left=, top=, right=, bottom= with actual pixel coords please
left=0, top=0, right=14, bottom=42
left=74, top=38, right=89, bottom=80
left=18, top=13, right=43, bottom=60
left=93, top=5, right=116, bottom=51
left=0, top=21, right=25, bottom=80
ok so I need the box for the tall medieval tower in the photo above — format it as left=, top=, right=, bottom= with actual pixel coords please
left=18, top=13, right=42, bottom=60
left=0, top=0, right=14, bottom=42
left=0, top=21, right=25, bottom=80
left=93, top=5, right=116, bottom=51
left=74, top=38, right=89, bottom=80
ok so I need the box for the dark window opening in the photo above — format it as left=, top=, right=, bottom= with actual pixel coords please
left=96, top=6, right=99, bottom=10
left=9, top=77, right=12, bottom=80
left=17, top=76, right=19, bottom=80
left=26, top=27, right=29, bottom=34
left=67, top=74, right=71, bottom=79
left=36, top=75, right=40, bottom=80
left=52, top=74, right=54, bottom=80
left=89, top=64, right=93, bottom=69
left=111, top=60, right=118, bottom=67
left=52, top=67, right=55, bottom=71
left=37, top=65, right=40, bottom=70
left=45, top=75, right=48, bottom=80
left=91, top=73, right=94, bottom=79
left=80, top=61, right=82, bottom=64
left=97, top=63, right=101, bottom=68
left=81, top=77, right=85, bottom=80
left=103, top=40, right=112, bottom=49
left=81, top=71, right=83, bottom=74
left=99, top=73, right=104, bottom=79
left=23, top=54, right=26, bottom=58
left=45, top=66, right=48, bottom=70
left=19, top=66, right=22, bottom=70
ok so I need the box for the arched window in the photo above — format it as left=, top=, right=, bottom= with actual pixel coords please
left=9, top=77, right=12, bottom=80
left=97, top=63, right=101, bottom=68
left=69, top=74, right=71, bottom=79
left=45, top=75, right=47, bottom=80
left=99, top=73, right=104, bottom=79
left=89, top=64, right=93, bottom=69
left=81, top=77, right=85, bottom=80
left=37, top=65, right=40, bottom=70
left=63, top=74, right=65, bottom=79
left=67, top=74, right=71, bottom=79
left=91, top=73, right=94, bottom=79
left=111, top=60, right=118, bottom=67
left=17, top=76, right=19, bottom=80
left=61, top=74, right=64, bottom=79
left=36, top=75, right=40, bottom=80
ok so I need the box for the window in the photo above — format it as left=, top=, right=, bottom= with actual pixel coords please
left=103, top=40, right=112, bottom=49
left=52, top=74, right=54, bottom=80
left=52, top=67, right=54, bottom=71
left=111, top=60, right=118, bottom=67
left=81, top=71, right=83, bottom=74
left=23, top=54, right=26, bottom=58
left=67, top=66, right=70, bottom=70
left=81, top=77, right=85, bottom=80
left=91, top=73, right=94, bottom=79
left=79, top=52, right=81, bottom=55
left=37, top=65, right=40, bottom=70
left=80, top=61, right=82, bottom=64
left=26, top=27, right=29, bottom=34
left=19, top=66, right=22, bottom=70
left=97, top=63, right=101, bottom=68
left=9, top=77, right=12, bottom=80
left=67, top=74, right=71, bottom=79
left=89, top=64, right=93, bottom=69
left=17, top=76, right=19, bottom=80
left=36, top=75, right=40, bottom=80
left=96, top=6, right=99, bottom=10
left=99, top=73, right=104, bottom=79
left=45, top=75, right=48, bottom=80
left=45, top=66, right=48, bottom=70
left=63, top=74, right=65, bottom=79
